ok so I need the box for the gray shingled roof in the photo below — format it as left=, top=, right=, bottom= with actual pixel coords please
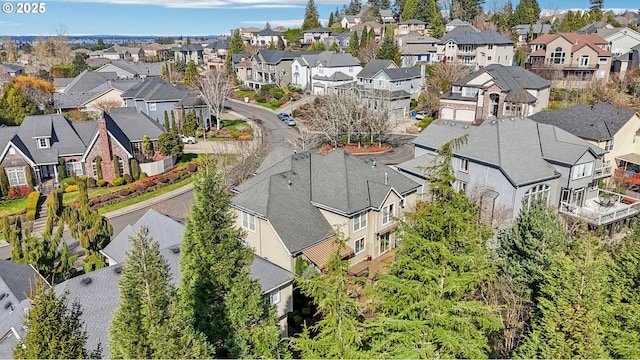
left=121, top=76, right=188, bottom=102
left=303, top=27, right=333, bottom=33
left=313, top=71, right=354, bottom=82
left=0, top=63, right=24, bottom=72
left=357, top=59, right=396, bottom=79
left=452, top=64, right=549, bottom=102
left=54, top=79, right=141, bottom=110
left=104, top=60, right=164, bottom=77
left=178, top=44, right=203, bottom=51
left=399, top=19, right=426, bottom=25
left=441, top=28, right=512, bottom=45
left=232, top=149, right=420, bottom=254
left=256, top=29, right=284, bottom=36
left=446, top=18, right=469, bottom=27
left=513, top=24, right=551, bottom=35
left=0, top=260, right=43, bottom=305
left=382, top=67, right=422, bottom=80
left=299, top=51, right=360, bottom=68
left=63, top=70, right=118, bottom=93
left=408, top=117, right=604, bottom=186
left=529, top=103, right=637, bottom=141
left=105, top=108, right=165, bottom=151
left=257, top=50, right=316, bottom=64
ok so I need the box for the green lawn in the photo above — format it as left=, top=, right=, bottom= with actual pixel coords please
left=220, top=119, right=249, bottom=130
left=0, top=198, right=28, bottom=217
left=235, top=90, right=256, bottom=99
left=63, top=185, right=127, bottom=203
left=98, top=176, right=195, bottom=214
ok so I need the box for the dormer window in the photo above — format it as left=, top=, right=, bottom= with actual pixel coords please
left=36, top=138, right=49, bottom=149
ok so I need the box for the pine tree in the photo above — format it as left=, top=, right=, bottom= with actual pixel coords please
left=400, top=0, right=418, bottom=21
left=348, top=31, right=360, bottom=56
left=277, top=36, right=286, bottom=50
left=14, top=279, right=101, bottom=359
left=227, top=30, right=246, bottom=74
left=109, top=225, right=173, bottom=359
left=509, top=0, right=541, bottom=26
left=161, top=63, right=169, bottom=81
left=163, top=110, right=170, bottom=130
left=376, top=33, right=401, bottom=66
left=175, top=160, right=282, bottom=358
left=367, top=136, right=502, bottom=358
left=516, top=230, right=611, bottom=358
left=184, top=60, right=198, bottom=87
left=302, top=0, right=321, bottom=30
left=589, top=0, right=604, bottom=13
left=328, top=12, right=335, bottom=27
left=417, top=0, right=445, bottom=37
left=451, top=0, right=484, bottom=23
left=290, top=231, right=366, bottom=358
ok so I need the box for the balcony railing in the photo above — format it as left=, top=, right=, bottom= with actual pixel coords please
left=559, top=189, right=640, bottom=226
left=593, top=164, right=612, bottom=178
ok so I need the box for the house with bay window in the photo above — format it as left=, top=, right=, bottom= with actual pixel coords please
left=439, top=64, right=550, bottom=124
left=397, top=116, right=639, bottom=235
left=230, top=147, right=421, bottom=274
left=0, top=108, right=165, bottom=192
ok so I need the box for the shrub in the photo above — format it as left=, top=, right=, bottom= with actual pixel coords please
left=255, top=96, right=266, bottom=103
left=123, top=174, right=133, bottom=184
left=60, top=177, right=76, bottom=189
left=25, top=191, right=40, bottom=221
left=97, top=179, right=107, bottom=187
left=260, top=84, right=276, bottom=94
left=187, top=163, right=198, bottom=173
left=269, top=87, right=284, bottom=100
left=8, top=186, right=30, bottom=199
left=130, top=159, right=140, bottom=180
left=269, top=100, right=282, bottom=108
left=157, top=174, right=169, bottom=183
left=0, top=166, right=9, bottom=197
left=139, top=172, right=148, bottom=180
left=238, top=134, right=253, bottom=140
left=24, top=166, right=34, bottom=191
left=167, top=172, right=179, bottom=182
left=86, top=177, right=97, bottom=188
left=64, top=185, right=79, bottom=193
left=157, top=131, right=184, bottom=157
left=112, top=177, right=125, bottom=186
left=57, top=158, right=67, bottom=182
left=118, top=188, right=130, bottom=197
left=96, top=156, right=103, bottom=180
left=134, top=183, right=147, bottom=192
left=113, top=155, right=121, bottom=178
left=90, top=197, right=100, bottom=206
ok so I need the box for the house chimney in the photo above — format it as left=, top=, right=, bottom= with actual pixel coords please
left=96, top=112, right=116, bottom=181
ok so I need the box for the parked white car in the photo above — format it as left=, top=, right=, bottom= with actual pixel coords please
left=180, top=134, right=196, bottom=144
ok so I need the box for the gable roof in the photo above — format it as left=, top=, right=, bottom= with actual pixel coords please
left=379, top=9, right=395, bottom=17
left=357, top=59, right=396, bottom=79
left=406, top=117, right=605, bottom=187
left=303, top=27, right=333, bottom=33
left=381, top=66, right=422, bottom=80
left=0, top=260, right=45, bottom=309
left=232, top=148, right=420, bottom=254
left=121, top=76, right=189, bottom=102
left=256, top=29, right=283, bottom=36
left=452, top=64, right=550, bottom=102
left=399, top=19, right=426, bottom=25
left=530, top=33, right=611, bottom=56
left=298, top=51, right=360, bottom=68
left=256, top=50, right=313, bottom=64
left=54, top=79, right=141, bottom=110
left=512, top=24, right=551, bottom=36
left=62, top=69, right=118, bottom=93
left=105, top=107, right=165, bottom=149
left=441, top=28, right=513, bottom=45
left=529, top=103, right=638, bottom=142
left=351, top=21, right=384, bottom=31
left=313, top=71, right=355, bottom=82
left=98, top=60, right=164, bottom=77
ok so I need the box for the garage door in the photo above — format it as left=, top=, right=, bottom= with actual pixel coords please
left=440, top=107, right=454, bottom=120
left=456, top=109, right=475, bottom=122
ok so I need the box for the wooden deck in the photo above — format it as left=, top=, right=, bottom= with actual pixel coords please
left=348, top=251, right=396, bottom=278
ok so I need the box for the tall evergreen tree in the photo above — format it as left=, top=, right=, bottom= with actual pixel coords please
left=227, top=30, right=246, bottom=74
left=418, top=0, right=445, bottom=37
left=589, top=0, right=604, bottom=13
left=183, top=60, right=198, bottom=87
left=516, top=230, right=611, bottom=358
left=108, top=225, right=173, bottom=359
left=290, top=231, right=366, bottom=358
left=348, top=31, right=360, bottom=56
left=328, top=12, right=335, bottom=27
left=175, top=159, right=282, bottom=358
left=302, top=0, right=321, bottom=30
left=451, top=0, right=484, bottom=23
left=376, top=32, right=401, bottom=66
left=163, top=110, right=170, bottom=130
left=367, top=136, right=502, bottom=358
left=14, top=279, right=101, bottom=359
left=400, top=0, right=418, bottom=21
left=509, top=0, right=541, bottom=26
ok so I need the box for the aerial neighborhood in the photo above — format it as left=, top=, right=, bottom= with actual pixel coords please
left=1, top=0, right=640, bottom=358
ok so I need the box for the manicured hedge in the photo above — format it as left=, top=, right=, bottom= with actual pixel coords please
left=25, top=191, right=41, bottom=221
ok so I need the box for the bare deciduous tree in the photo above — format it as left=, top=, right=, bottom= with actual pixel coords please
left=358, top=41, right=380, bottom=63
left=286, top=127, right=323, bottom=151
left=215, top=141, right=266, bottom=188
left=193, top=69, right=233, bottom=132
left=2, top=37, right=18, bottom=62
left=92, top=99, right=123, bottom=113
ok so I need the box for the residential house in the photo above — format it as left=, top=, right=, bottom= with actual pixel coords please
left=577, top=21, right=613, bottom=35
left=511, top=24, right=551, bottom=45
left=246, top=50, right=320, bottom=89
left=596, top=27, right=640, bottom=79
left=0, top=260, right=50, bottom=358
left=439, top=64, right=550, bottom=124
left=53, top=69, right=141, bottom=113
left=0, top=108, right=165, bottom=189
left=302, top=28, right=334, bottom=45
left=397, top=116, right=637, bottom=234
left=352, top=21, right=385, bottom=42
left=231, top=147, right=421, bottom=274
left=251, top=29, right=286, bottom=48
left=357, top=59, right=423, bottom=99
left=529, top=102, right=640, bottom=182
left=143, top=42, right=170, bottom=60
left=121, top=76, right=209, bottom=126
left=90, top=45, right=145, bottom=62
left=395, top=19, right=429, bottom=36
left=95, top=60, right=164, bottom=79
left=341, top=15, right=361, bottom=29
left=291, top=51, right=361, bottom=93
left=232, top=53, right=253, bottom=83
left=397, top=34, right=440, bottom=66
left=528, top=33, right=612, bottom=88
left=323, top=31, right=353, bottom=51
left=445, top=18, right=472, bottom=32
left=174, top=44, right=204, bottom=64
left=0, top=63, right=24, bottom=84
left=100, top=209, right=294, bottom=335
left=380, top=9, right=398, bottom=25
left=438, top=26, right=514, bottom=68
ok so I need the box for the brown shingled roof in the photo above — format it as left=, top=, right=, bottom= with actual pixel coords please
left=530, top=33, right=612, bottom=56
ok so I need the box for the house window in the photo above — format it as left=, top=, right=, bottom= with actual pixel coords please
left=115, top=156, right=125, bottom=176
left=241, top=212, right=256, bottom=232
left=523, top=184, right=550, bottom=209
left=65, top=160, right=83, bottom=176
left=579, top=55, right=590, bottom=67
left=379, top=232, right=390, bottom=255
left=572, top=162, right=594, bottom=180
left=91, top=158, right=98, bottom=177
left=349, top=66, right=353, bottom=72
left=269, top=289, right=280, bottom=304
left=456, top=180, right=467, bottom=193
left=447, top=41, right=455, bottom=50
left=319, top=65, right=324, bottom=74
left=604, top=139, right=613, bottom=152
left=462, top=87, right=478, bottom=97
left=599, top=57, right=608, bottom=64
left=459, top=158, right=469, bottom=173
left=36, top=138, right=49, bottom=149
left=550, top=47, right=565, bottom=64
left=148, top=103, right=157, bottom=111
left=504, top=103, right=523, bottom=116
left=131, top=142, right=142, bottom=155
left=488, top=44, right=494, bottom=50
left=381, top=203, right=395, bottom=225
left=353, top=212, right=367, bottom=232
left=6, top=168, right=27, bottom=187
left=488, top=56, right=492, bottom=61
left=354, top=236, right=365, bottom=254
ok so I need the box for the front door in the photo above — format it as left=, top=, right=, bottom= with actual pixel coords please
left=378, top=233, right=391, bottom=256
left=571, top=188, right=585, bottom=207
left=40, top=165, right=54, bottom=179
left=490, top=94, right=499, bottom=117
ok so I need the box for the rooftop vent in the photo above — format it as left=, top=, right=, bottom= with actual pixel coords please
left=113, top=265, right=123, bottom=274
left=443, top=121, right=448, bottom=125
left=491, top=120, right=497, bottom=124
left=463, top=125, right=468, bottom=128
left=81, top=277, right=92, bottom=286
left=292, top=170, right=297, bottom=175
left=0, top=293, right=6, bottom=301
left=4, top=302, right=12, bottom=310
left=169, top=245, right=181, bottom=254
left=384, top=172, right=388, bottom=185
left=288, top=180, right=292, bottom=189
left=372, top=160, right=377, bottom=169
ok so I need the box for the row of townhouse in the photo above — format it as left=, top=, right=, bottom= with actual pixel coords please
left=0, top=209, right=295, bottom=358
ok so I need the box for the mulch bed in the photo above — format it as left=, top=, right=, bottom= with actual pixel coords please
left=321, top=143, right=392, bottom=155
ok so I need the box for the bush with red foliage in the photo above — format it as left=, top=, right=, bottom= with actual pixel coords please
left=7, top=186, right=31, bottom=199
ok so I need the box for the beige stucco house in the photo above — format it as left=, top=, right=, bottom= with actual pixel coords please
left=230, top=148, right=421, bottom=274
left=528, top=33, right=612, bottom=88
left=437, top=26, right=514, bottom=68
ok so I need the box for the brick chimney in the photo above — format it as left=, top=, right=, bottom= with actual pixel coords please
left=97, top=112, right=116, bottom=181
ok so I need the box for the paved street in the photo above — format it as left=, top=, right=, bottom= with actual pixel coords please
left=227, top=99, right=298, bottom=150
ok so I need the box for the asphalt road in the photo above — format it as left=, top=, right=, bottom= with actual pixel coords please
left=227, top=99, right=298, bottom=150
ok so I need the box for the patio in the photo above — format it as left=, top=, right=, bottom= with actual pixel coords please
left=348, top=251, right=396, bottom=278
left=559, top=189, right=640, bottom=226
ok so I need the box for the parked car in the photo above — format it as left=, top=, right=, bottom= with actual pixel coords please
left=283, top=117, right=296, bottom=126
left=414, top=111, right=428, bottom=120
left=180, top=134, right=197, bottom=144
left=277, top=113, right=289, bottom=120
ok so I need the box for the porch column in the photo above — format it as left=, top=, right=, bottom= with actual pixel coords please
left=53, top=165, right=58, bottom=186
left=35, top=167, right=42, bottom=186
